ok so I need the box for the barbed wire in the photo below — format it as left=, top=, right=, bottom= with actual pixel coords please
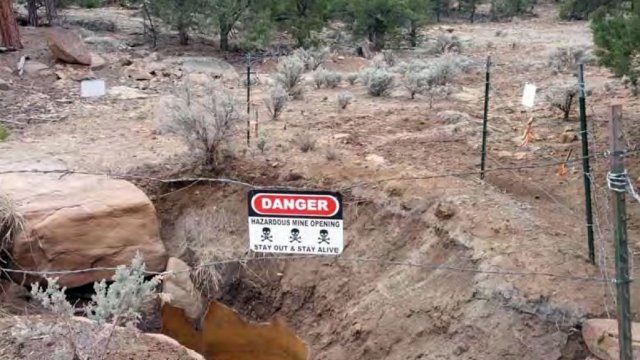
left=2, top=147, right=640, bottom=194
left=0, top=254, right=617, bottom=285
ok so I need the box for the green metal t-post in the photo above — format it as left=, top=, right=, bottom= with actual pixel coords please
left=246, top=54, right=251, bottom=147
left=480, top=56, right=491, bottom=180
left=610, top=105, right=633, bottom=360
left=578, top=64, right=595, bottom=265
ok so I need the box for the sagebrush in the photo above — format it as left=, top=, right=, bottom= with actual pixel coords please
left=265, top=84, right=289, bottom=120
left=274, top=55, right=305, bottom=94
left=547, top=45, right=594, bottom=74
left=168, top=84, right=242, bottom=167
left=545, top=83, right=581, bottom=121
left=294, top=132, right=316, bottom=152
left=346, top=73, right=359, bottom=85
left=293, top=47, right=329, bottom=71
left=337, top=91, right=354, bottom=109
left=361, top=67, right=394, bottom=97
left=19, top=254, right=161, bottom=360
left=435, top=34, right=462, bottom=54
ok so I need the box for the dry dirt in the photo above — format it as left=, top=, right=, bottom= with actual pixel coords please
left=3, top=2, right=640, bottom=360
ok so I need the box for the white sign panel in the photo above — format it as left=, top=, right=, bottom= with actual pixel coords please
left=248, top=190, right=343, bottom=255
left=521, top=83, right=537, bottom=108
left=81, top=79, right=106, bottom=98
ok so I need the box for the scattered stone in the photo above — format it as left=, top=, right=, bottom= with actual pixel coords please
left=145, top=334, right=205, bottom=360
left=162, top=257, right=205, bottom=321
left=434, top=203, right=456, bottom=220
left=0, top=78, right=9, bottom=90
left=90, top=53, right=107, bottom=70
left=186, top=72, right=210, bottom=85
left=180, top=57, right=239, bottom=80
left=22, top=61, right=50, bottom=76
left=136, top=80, right=150, bottom=90
left=582, top=319, right=640, bottom=360
left=0, top=173, right=167, bottom=288
left=437, top=110, right=471, bottom=124
left=120, top=57, right=133, bottom=66
left=46, top=28, right=92, bottom=65
left=560, top=132, right=578, bottom=143
left=365, top=154, right=385, bottom=165
left=109, top=86, right=149, bottom=100
left=84, top=35, right=124, bottom=52
left=65, top=17, right=117, bottom=32
left=125, top=66, right=152, bottom=81
left=283, top=171, right=305, bottom=181
left=560, top=126, right=578, bottom=143
left=55, top=68, right=95, bottom=82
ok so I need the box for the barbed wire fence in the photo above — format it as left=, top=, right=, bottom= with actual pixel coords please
left=3, top=51, right=640, bottom=331
left=2, top=147, right=640, bottom=285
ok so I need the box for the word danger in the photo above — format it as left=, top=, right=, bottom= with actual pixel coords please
left=253, top=244, right=341, bottom=254
left=252, top=193, right=339, bottom=217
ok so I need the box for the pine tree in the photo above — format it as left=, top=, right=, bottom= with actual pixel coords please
left=147, top=0, right=205, bottom=45
left=0, top=0, right=22, bottom=49
left=405, top=0, right=433, bottom=47
left=270, top=0, right=331, bottom=47
left=591, top=5, right=640, bottom=92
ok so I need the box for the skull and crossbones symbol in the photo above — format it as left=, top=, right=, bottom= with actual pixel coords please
left=318, top=229, right=330, bottom=244
left=289, top=228, right=302, bottom=243
left=261, top=227, right=273, bottom=242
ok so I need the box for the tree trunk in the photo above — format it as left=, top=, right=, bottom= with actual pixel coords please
left=408, top=24, right=417, bottom=48
left=469, top=0, right=476, bottom=23
left=219, top=29, right=229, bottom=51
left=0, top=0, right=22, bottom=49
left=178, top=22, right=189, bottom=45
left=179, top=29, right=189, bottom=45
left=44, top=0, right=59, bottom=26
left=27, top=0, right=38, bottom=26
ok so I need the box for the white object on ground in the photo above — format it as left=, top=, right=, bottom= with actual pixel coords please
left=521, top=83, right=537, bottom=108
left=81, top=79, right=106, bottom=97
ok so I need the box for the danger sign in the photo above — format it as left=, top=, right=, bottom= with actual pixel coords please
left=248, top=190, right=344, bottom=256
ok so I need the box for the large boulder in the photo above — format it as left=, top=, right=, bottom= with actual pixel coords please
left=0, top=173, right=167, bottom=288
left=46, top=28, right=92, bottom=66
left=582, top=319, right=640, bottom=360
left=162, top=257, right=204, bottom=321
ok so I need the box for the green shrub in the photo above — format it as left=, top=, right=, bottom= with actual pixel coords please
left=274, top=55, right=305, bottom=95
left=362, top=68, right=394, bottom=97
left=79, top=0, right=103, bottom=8
left=591, top=11, right=640, bottom=92
left=346, top=73, right=359, bottom=85
left=0, top=124, right=8, bottom=142
left=490, top=0, right=534, bottom=20
left=547, top=45, right=594, bottom=74
left=545, top=83, right=580, bottom=121
left=560, top=0, right=614, bottom=20
left=265, top=83, right=289, bottom=120
left=337, top=91, right=354, bottom=109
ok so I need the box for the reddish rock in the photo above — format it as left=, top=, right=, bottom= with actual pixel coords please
left=46, top=28, right=92, bottom=65
left=0, top=173, right=167, bottom=288
left=582, top=319, right=640, bottom=360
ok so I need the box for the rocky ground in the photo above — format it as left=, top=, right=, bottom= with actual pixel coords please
left=2, top=2, right=640, bottom=360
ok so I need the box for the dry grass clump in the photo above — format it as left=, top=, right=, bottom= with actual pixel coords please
left=0, top=193, right=23, bottom=263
